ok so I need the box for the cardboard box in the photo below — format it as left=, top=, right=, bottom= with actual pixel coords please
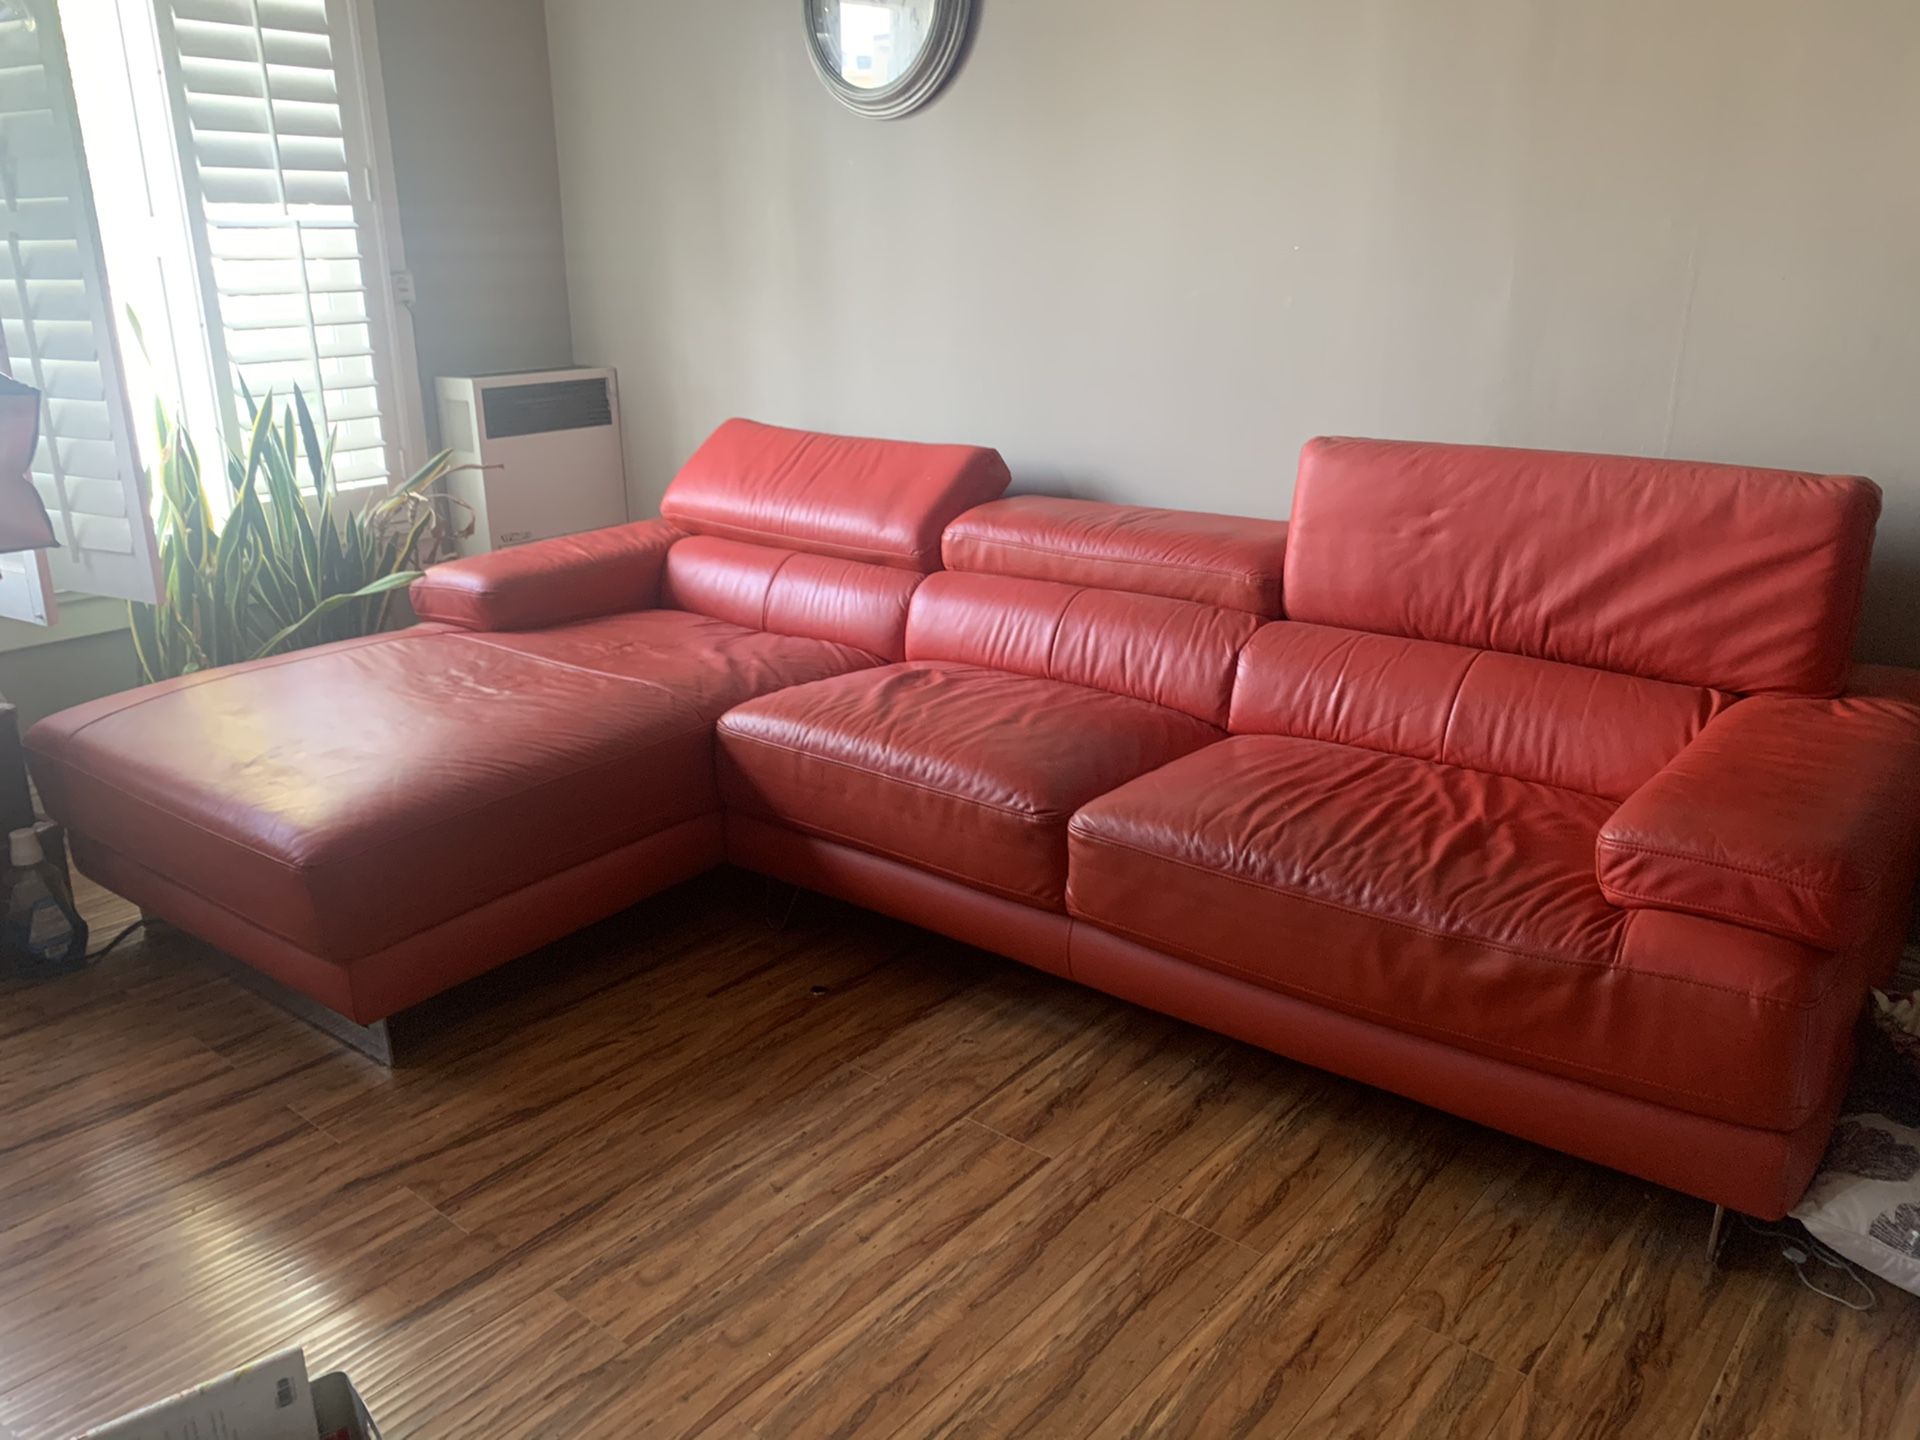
left=75, top=1350, right=379, bottom=1440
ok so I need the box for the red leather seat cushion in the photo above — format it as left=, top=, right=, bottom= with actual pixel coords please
left=26, top=630, right=717, bottom=962
left=452, top=608, right=885, bottom=721
left=1067, top=735, right=1854, bottom=1130
left=717, top=662, right=1222, bottom=908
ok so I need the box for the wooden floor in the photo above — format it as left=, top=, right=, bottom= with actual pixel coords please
left=2, top=871, right=1916, bottom=1440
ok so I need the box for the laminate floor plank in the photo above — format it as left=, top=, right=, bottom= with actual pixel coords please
left=1394, top=1145, right=1658, bottom=1374
left=549, top=976, right=1100, bottom=1335
left=434, top=950, right=995, bottom=1256
left=1284, top=1311, right=1521, bottom=1440
left=898, top=1206, right=1254, bottom=1440
left=1684, top=1242, right=1920, bottom=1440
left=737, top=1037, right=1304, bottom=1440
left=1, top=869, right=1911, bottom=1440
left=1088, top=1115, right=1499, bottom=1439
left=532, top=1117, right=1045, bottom=1440
left=1491, top=1190, right=1770, bottom=1439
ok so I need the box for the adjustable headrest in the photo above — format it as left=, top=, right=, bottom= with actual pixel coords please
left=661, top=418, right=1011, bottom=573
left=1284, top=437, right=1881, bottom=696
left=943, top=495, right=1290, bottom=617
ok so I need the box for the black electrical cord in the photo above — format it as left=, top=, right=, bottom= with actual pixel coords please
left=84, top=917, right=146, bottom=963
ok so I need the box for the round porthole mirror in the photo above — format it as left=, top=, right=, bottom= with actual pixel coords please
left=806, top=0, right=973, bottom=119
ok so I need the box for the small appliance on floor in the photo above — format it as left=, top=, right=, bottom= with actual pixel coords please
left=434, top=366, right=628, bottom=555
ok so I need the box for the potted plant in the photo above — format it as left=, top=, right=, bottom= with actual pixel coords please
left=131, top=391, right=465, bottom=683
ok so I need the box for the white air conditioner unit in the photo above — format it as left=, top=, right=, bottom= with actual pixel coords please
left=434, top=368, right=629, bottom=555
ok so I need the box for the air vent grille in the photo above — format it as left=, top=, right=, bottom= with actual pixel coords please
left=483, top=378, right=613, bottom=438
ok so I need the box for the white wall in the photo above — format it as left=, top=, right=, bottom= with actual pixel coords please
left=376, top=0, right=574, bottom=443
left=545, top=0, right=1920, bottom=664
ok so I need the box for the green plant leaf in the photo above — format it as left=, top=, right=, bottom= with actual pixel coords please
left=249, top=570, right=423, bottom=661
left=137, top=390, right=465, bottom=682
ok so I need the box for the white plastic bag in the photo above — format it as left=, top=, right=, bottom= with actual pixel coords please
left=1792, top=1112, right=1920, bottom=1297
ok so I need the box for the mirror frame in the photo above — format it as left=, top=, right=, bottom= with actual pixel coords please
left=804, top=0, right=974, bottom=120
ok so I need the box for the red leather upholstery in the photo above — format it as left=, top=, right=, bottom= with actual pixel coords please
left=662, top=536, right=920, bottom=661
left=908, top=573, right=1260, bottom=726
left=1066, top=735, right=1860, bottom=1131
left=27, top=631, right=715, bottom=963
left=943, top=496, right=1289, bottom=615
left=28, top=422, right=1918, bottom=1225
left=27, top=419, right=1010, bottom=1023
left=1230, top=622, right=1732, bottom=799
left=719, top=500, right=1270, bottom=907
left=718, top=662, right=1221, bottom=908
left=409, top=519, right=679, bottom=631
left=72, top=817, right=722, bottom=1024
left=451, top=609, right=884, bottom=721
left=1069, top=926, right=1849, bottom=1220
left=1284, top=437, right=1881, bottom=695
left=1599, top=694, right=1920, bottom=949
left=660, top=418, right=1011, bottom=571
left=727, top=815, right=1075, bottom=979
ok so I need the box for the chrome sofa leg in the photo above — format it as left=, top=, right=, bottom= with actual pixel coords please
left=1706, top=1203, right=1728, bottom=1268
left=142, top=915, right=396, bottom=1066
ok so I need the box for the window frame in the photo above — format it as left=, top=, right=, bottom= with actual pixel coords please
left=147, top=0, right=425, bottom=500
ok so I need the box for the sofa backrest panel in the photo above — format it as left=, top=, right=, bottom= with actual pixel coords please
left=664, top=536, right=919, bottom=661
left=908, top=572, right=1258, bottom=726
left=943, top=496, right=1289, bottom=616
left=660, top=418, right=1011, bottom=573
left=1231, top=622, right=1733, bottom=799
left=1284, top=437, right=1881, bottom=696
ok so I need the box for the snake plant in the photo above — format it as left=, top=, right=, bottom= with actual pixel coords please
left=130, top=390, right=461, bottom=683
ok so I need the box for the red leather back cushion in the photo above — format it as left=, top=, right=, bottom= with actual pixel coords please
left=908, top=572, right=1258, bottom=725
left=1231, top=622, right=1732, bottom=799
left=943, top=496, right=1289, bottom=616
left=660, top=418, right=1011, bottom=572
left=1284, top=437, right=1881, bottom=696
left=663, top=536, right=919, bottom=661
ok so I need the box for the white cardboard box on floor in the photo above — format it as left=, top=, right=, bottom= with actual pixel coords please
left=74, top=1349, right=378, bottom=1440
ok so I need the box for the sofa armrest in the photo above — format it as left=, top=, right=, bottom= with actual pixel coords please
left=409, top=520, right=680, bottom=632
left=1596, top=691, right=1920, bottom=950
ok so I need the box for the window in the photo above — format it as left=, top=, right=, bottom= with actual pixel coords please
left=0, top=0, right=419, bottom=624
left=0, top=0, right=160, bottom=616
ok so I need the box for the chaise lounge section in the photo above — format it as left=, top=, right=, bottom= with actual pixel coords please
left=24, top=419, right=1010, bottom=1026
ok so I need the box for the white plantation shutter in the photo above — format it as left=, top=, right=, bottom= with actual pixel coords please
left=0, top=1, right=161, bottom=614
left=154, top=0, right=401, bottom=488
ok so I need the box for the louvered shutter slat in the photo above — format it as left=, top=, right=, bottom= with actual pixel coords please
left=0, top=6, right=161, bottom=614
left=162, top=0, right=391, bottom=487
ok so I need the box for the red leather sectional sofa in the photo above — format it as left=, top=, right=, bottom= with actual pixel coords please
left=26, top=420, right=1920, bottom=1220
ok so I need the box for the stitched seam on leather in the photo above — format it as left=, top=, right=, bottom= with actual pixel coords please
left=1598, top=878, right=1848, bottom=947
left=1073, top=909, right=1813, bottom=1121
left=1596, top=836, right=1878, bottom=894
left=450, top=633, right=882, bottom=709
left=48, top=709, right=713, bottom=878
left=1042, top=587, right=1087, bottom=683
left=672, top=516, right=935, bottom=571
left=720, top=728, right=1081, bottom=822
left=1796, top=985, right=1817, bottom=1115
left=731, top=810, right=1063, bottom=908
left=759, top=549, right=801, bottom=632
left=1067, top=827, right=1846, bottom=1010
left=78, top=818, right=718, bottom=964
left=1436, top=649, right=1483, bottom=769
left=953, top=533, right=1280, bottom=587
left=441, top=634, right=726, bottom=728
left=1217, top=732, right=1617, bottom=805
left=36, top=631, right=420, bottom=750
